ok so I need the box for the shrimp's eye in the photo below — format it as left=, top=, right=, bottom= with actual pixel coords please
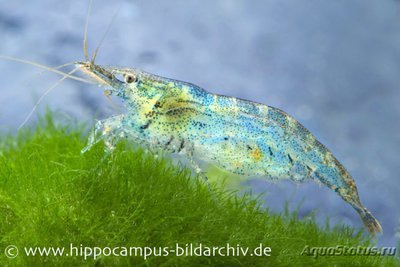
left=124, top=74, right=137, bottom=84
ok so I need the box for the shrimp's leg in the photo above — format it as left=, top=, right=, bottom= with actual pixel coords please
left=189, top=157, right=208, bottom=182
left=187, top=156, right=222, bottom=205
left=185, top=146, right=214, bottom=190
left=184, top=145, right=205, bottom=178
left=82, top=114, right=125, bottom=154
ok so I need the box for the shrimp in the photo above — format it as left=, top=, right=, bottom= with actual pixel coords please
left=76, top=60, right=382, bottom=234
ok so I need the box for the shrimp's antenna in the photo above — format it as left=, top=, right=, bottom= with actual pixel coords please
left=91, top=3, right=121, bottom=64
left=83, top=0, right=94, bottom=62
left=0, top=56, right=93, bottom=84
left=17, top=61, right=86, bottom=96
left=18, top=67, right=80, bottom=130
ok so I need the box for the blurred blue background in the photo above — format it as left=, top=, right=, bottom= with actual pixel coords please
left=1, top=0, right=399, bottom=247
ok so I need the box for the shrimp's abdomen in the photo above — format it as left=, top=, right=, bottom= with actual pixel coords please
left=187, top=95, right=382, bottom=233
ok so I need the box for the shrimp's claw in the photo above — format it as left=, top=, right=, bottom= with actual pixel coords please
left=357, top=207, right=382, bottom=235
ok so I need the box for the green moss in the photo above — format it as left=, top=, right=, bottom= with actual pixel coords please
left=0, top=115, right=398, bottom=266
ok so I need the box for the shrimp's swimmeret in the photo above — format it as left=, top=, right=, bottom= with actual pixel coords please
left=76, top=61, right=382, bottom=234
